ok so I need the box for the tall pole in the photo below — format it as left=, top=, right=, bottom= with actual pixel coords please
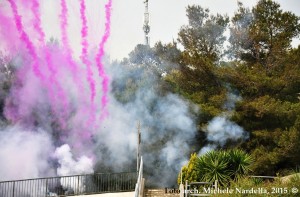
left=143, top=0, right=150, bottom=46
left=137, top=121, right=141, bottom=172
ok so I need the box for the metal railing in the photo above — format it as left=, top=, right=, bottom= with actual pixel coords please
left=0, top=171, right=137, bottom=197
left=134, top=156, right=143, bottom=197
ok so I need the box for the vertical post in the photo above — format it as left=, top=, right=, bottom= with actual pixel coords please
left=179, top=169, right=184, bottom=197
left=12, top=181, right=15, bottom=197
left=185, top=180, right=188, bottom=197
left=45, top=179, right=48, bottom=197
left=181, top=167, right=183, bottom=184
left=77, top=175, right=80, bottom=194
left=137, top=121, right=141, bottom=173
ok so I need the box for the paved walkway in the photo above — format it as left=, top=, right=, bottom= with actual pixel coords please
left=78, top=191, right=134, bottom=197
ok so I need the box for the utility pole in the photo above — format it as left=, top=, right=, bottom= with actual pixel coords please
left=143, top=0, right=150, bottom=46
left=137, top=121, right=141, bottom=172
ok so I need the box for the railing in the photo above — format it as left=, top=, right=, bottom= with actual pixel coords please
left=0, top=171, right=137, bottom=197
left=134, top=156, right=143, bottom=197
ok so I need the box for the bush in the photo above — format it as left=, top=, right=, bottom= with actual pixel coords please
left=178, top=149, right=253, bottom=186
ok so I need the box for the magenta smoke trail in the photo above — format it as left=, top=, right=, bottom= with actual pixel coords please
left=60, top=0, right=81, bottom=86
left=95, top=0, right=112, bottom=120
left=60, top=0, right=85, bottom=106
left=31, top=0, right=45, bottom=44
left=80, top=0, right=96, bottom=104
left=60, top=0, right=92, bottom=135
left=7, top=0, right=43, bottom=79
left=30, top=0, right=69, bottom=128
left=60, top=0, right=70, bottom=54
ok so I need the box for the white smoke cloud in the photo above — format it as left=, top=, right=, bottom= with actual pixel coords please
left=54, top=144, right=94, bottom=176
left=0, top=1, right=198, bottom=188
left=54, top=144, right=94, bottom=194
left=224, top=92, right=241, bottom=111
left=198, top=144, right=217, bottom=155
left=90, top=63, right=198, bottom=187
left=199, top=92, right=247, bottom=154
left=0, top=126, right=54, bottom=181
left=206, top=116, right=246, bottom=146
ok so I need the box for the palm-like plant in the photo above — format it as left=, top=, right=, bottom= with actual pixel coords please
left=194, top=149, right=253, bottom=186
left=179, top=149, right=253, bottom=186
left=196, top=150, right=232, bottom=186
left=228, top=149, right=253, bottom=180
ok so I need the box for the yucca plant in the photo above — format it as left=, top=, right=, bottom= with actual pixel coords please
left=227, top=149, right=253, bottom=180
left=179, top=149, right=253, bottom=186
left=196, top=150, right=232, bottom=186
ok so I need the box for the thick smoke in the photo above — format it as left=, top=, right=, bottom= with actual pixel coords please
left=206, top=116, right=246, bottom=146
left=54, top=144, right=93, bottom=193
left=54, top=144, right=94, bottom=176
left=0, top=0, right=197, bottom=189
left=0, top=126, right=54, bottom=181
left=0, top=0, right=103, bottom=183
left=199, top=92, right=248, bottom=154
left=93, top=63, right=197, bottom=187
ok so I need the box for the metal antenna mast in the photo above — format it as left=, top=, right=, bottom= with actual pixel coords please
left=143, top=0, right=150, bottom=46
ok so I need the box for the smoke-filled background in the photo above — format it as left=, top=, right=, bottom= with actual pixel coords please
left=0, top=0, right=113, bottom=182
left=0, top=0, right=255, bottom=188
left=0, top=0, right=202, bottom=188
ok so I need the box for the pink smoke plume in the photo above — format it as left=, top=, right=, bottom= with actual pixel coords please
left=60, top=0, right=89, bottom=117
left=60, top=0, right=95, bottom=142
left=60, top=0, right=70, bottom=54
left=96, top=0, right=112, bottom=120
left=7, top=0, right=44, bottom=79
left=1, top=0, right=117, bottom=178
left=59, top=0, right=83, bottom=93
left=80, top=0, right=96, bottom=104
left=7, top=0, right=67, bottom=123
left=31, top=0, right=45, bottom=44
left=30, top=0, right=69, bottom=127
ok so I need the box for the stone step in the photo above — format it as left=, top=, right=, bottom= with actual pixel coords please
left=144, top=189, right=180, bottom=197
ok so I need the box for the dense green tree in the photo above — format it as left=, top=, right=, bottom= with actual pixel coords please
left=178, top=6, right=229, bottom=62
left=153, top=41, right=182, bottom=66
left=165, top=6, right=230, bottom=123
left=171, top=0, right=300, bottom=178
left=229, top=0, right=300, bottom=68
left=124, top=44, right=158, bottom=66
left=224, top=1, right=300, bottom=176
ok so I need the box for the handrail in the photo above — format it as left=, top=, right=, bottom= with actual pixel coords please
left=249, top=176, right=276, bottom=179
left=0, top=171, right=137, bottom=183
left=0, top=171, right=137, bottom=197
left=134, top=156, right=143, bottom=197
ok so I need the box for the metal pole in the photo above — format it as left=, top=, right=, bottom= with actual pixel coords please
left=181, top=167, right=183, bottom=184
left=12, top=181, right=15, bottom=197
left=185, top=180, right=188, bottom=197
left=137, top=121, right=141, bottom=173
left=45, top=179, right=48, bottom=197
left=143, top=0, right=150, bottom=46
left=77, top=175, right=80, bottom=194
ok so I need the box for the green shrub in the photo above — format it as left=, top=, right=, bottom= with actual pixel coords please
left=178, top=149, right=253, bottom=186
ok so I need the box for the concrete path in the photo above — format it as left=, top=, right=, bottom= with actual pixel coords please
left=78, top=191, right=134, bottom=197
